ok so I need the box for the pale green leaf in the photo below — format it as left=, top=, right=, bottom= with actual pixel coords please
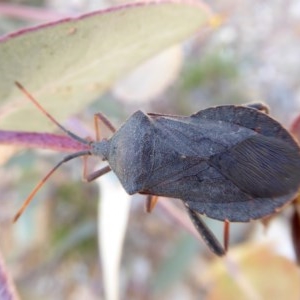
left=0, top=1, right=212, bottom=131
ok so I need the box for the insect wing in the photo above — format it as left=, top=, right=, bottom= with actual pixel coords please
left=209, top=135, right=300, bottom=198
left=141, top=106, right=300, bottom=222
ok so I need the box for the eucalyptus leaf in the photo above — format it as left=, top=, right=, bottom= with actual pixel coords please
left=0, top=1, right=212, bottom=131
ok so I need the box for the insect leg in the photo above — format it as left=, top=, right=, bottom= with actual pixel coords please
left=84, top=165, right=112, bottom=182
left=223, top=219, right=230, bottom=253
left=94, top=113, right=116, bottom=141
left=246, top=103, right=269, bottom=114
left=145, top=195, right=159, bottom=213
left=185, top=206, right=226, bottom=256
left=81, top=113, right=115, bottom=181
left=81, top=114, right=115, bottom=180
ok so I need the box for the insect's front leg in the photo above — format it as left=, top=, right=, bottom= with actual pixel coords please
left=83, top=164, right=111, bottom=182
left=185, top=206, right=226, bottom=256
left=94, top=113, right=116, bottom=141
left=81, top=113, right=116, bottom=181
left=246, top=103, right=269, bottom=114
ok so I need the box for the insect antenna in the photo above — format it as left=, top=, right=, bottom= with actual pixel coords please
left=15, top=82, right=89, bottom=145
left=13, top=150, right=92, bottom=222
left=13, top=82, right=93, bottom=221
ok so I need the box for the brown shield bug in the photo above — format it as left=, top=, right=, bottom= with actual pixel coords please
left=13, top=82, right=300, bottom=256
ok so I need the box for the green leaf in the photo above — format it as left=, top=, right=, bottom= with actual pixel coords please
left=0, top=1, right=212, bottom=131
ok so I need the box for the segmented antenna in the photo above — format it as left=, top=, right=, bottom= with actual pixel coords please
left=13, top=150, right=91, bottom=222
left=13, top=82, right=92, bottom=222
left=15, top=82, right=89, bottom=145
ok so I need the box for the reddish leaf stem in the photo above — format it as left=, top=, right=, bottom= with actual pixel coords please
left=0, top=130, right=89, bottom=153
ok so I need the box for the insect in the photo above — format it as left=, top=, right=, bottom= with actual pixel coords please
left=14, top=82, right=300, bottom=256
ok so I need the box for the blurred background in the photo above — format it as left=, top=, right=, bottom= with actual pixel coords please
left=1, top=0, right=300, bottom=299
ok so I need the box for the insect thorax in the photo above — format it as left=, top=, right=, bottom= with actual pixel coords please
left=104, top=111, right=154, bottom=194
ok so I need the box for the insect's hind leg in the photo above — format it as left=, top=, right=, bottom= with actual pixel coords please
left=246, top=103, right=269, bottom=114
left=185, top=206, right=226, bottom=256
